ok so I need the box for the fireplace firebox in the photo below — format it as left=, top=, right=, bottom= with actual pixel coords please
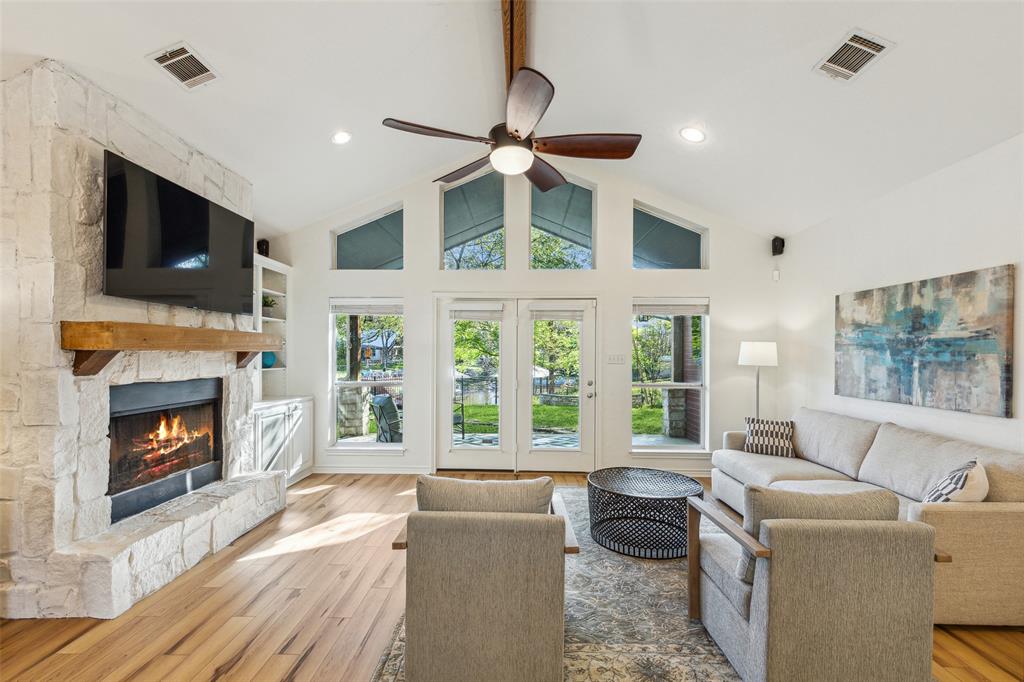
left=108, top=379, right=223, bottom=522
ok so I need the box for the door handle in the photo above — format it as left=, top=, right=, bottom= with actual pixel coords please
left=586, top=392, right=595, bottom=399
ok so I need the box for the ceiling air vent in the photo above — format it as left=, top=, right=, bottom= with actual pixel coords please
left=148, top=42, right=218, bottom=90
left=815, top=31, right=893, bottom=82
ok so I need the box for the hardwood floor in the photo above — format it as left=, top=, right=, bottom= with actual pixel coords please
left=1, top=472, right=1021, bottom=681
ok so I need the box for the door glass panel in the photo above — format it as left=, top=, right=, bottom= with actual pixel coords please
left=531, top=318, right=580, bottom=449
left=452, top=319, right=500, bottom=447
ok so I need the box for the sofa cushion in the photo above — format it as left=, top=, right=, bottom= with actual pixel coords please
left=712, top=449, right=852, bottom=488
left=743, top=417, right=795, bottom=457
left=767, top=479, right=916, bottom=520
left=792, top=408, right=882, bottom=478
left=857, top=423, right=1024, bottom=502
left=736, top=485, right=899, bottom=583
left=923, top=460, right=989, bottom=503
left=416, top=475, right=553, bottom=514
left=699, top=528, right=752, bottom=619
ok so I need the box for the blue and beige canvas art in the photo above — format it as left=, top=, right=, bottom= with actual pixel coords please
left=835, top=264, right=1014, bottom=418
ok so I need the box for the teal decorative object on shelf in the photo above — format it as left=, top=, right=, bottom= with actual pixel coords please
left=262, top=352, right=277, bottom=369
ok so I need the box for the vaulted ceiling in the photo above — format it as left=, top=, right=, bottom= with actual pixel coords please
left=3, top=1, right=1021, bottom=238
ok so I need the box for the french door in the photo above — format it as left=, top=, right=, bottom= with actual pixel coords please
left=437, top=298, right=596, bottom=472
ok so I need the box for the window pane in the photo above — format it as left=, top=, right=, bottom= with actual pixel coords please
left=336, top=210, right=403, bottom=270
left=443, top=173, right=505, bottom=270
left=452, top=319, right=500, bottom=447
left=631, top=387, right=703, bottom=449
left=531, top=183, right=592, bottom=269
left=335, top=314, right=404, bottom=444
left=532, top=319, right=580, bottom=448
left=631, top=314, right=704, bottom=449
left=632, top=208, right=701, bottom=269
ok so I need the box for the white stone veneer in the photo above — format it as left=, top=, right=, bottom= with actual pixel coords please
left=0, top=60, right=285, bottom=618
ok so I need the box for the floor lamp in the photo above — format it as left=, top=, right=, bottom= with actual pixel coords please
left=738, top=342, right=777, bottom=419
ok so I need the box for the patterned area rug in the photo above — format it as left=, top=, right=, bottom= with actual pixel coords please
left=371, top=486, right=740, bottom=681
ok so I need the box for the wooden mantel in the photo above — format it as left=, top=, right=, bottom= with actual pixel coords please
left=60, top=321, right=283, bottom=376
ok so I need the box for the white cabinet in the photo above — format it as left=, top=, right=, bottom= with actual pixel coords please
left=254, top=396, right=313, bottom=485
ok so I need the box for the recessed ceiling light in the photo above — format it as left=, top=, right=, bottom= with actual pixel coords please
left=331, top=130, right=352, bottom=145
left=679, top=127, right=706, bottom=144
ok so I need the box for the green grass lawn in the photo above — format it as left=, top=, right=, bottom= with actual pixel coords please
left=454, top=402, right=663, bottom=434
left=341, top=401, right=665, bottom=438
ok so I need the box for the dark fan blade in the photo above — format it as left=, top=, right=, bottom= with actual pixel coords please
left=434, top=156, right=492, bottom=184
left=505, top=67, right=554, bottom=140
left=533, top=133, right=642, bottom=159
left=382, top=118, right=492, bottom=144
left=524, top=156, right=567, bottom=192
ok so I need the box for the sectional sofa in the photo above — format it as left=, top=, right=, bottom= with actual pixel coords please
left=711, top=407, right=1024, bottom=625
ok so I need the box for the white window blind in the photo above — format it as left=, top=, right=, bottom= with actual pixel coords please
left=330, top=298, right=403, bottom=316
left=448, top=301, right=504, bottom=321
left=632, top=297, right=709, bottom=317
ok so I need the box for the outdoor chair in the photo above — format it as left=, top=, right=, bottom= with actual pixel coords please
left=370, top=394, right=403, bottom=443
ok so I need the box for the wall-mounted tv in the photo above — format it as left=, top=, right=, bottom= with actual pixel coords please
left=104, top=150, right=254, bottom=315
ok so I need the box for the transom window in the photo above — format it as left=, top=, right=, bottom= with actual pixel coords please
left=530, top=181, right=593, bottom=269
left=631, top=299, right=708, bottom=451
left=443, top=172, right=505, bottom=270
left=632, top=206, right=704, bottom=269
left=335, top=209, right=403, bottom=270
left=332, top=299, right=405, bottom=447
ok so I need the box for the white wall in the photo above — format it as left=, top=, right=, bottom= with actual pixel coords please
left=278, top=157, right=779, bottom=475
left=777, top=135, right=1024, bottom=452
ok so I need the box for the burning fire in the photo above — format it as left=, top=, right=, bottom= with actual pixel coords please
left=134, top=413, right=210, bottom=459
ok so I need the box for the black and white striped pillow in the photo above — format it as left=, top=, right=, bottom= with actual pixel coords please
left=923, top=460, right=989, bottom=503
left=743, top=417, right=795, bottom=457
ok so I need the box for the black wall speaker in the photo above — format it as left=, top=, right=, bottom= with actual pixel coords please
left=256, top=239, right=270, bottom=257
left=771, top=236, right=785, bottom=256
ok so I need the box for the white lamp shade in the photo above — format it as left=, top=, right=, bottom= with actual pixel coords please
left=738, top=341, right=778, bottom=367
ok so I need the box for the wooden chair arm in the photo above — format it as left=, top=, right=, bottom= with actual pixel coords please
left=689, top=496, right=770, bottom=558
left=686, top=495, right=770, bottom=620
left=392, top=524, right=407, bottom=550
left=551, top=493, right=580, bottom=554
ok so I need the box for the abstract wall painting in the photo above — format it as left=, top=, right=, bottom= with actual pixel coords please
left=835, top=264, right=1014, bottom=417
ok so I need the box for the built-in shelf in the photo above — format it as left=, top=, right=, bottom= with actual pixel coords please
left=60, top=321, right=282, bottom=376
left=255, top=254, right=292, bottom=400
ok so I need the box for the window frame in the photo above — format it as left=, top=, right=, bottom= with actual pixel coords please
left=632, top=201, right=710, bottom=271
left=527, top=173, right=597, bottom=271
left=629, top=297, right=710, bottom=454
left=331, top=203, right=404, bottom=271
left=439, top=168, right=508, bottom=271
left=329, top=298, right=406, bottom=452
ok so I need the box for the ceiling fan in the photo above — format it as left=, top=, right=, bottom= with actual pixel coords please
left=382, top=0, right=641, bottom=192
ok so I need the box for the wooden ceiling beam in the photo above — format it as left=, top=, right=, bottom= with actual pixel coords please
left=501, top=0, right=527, bottom=89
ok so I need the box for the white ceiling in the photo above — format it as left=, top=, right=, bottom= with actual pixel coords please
left=3, top=1, right=1021, bottom=238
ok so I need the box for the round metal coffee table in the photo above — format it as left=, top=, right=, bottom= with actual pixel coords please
left=587, top=467, right=704, bottom=559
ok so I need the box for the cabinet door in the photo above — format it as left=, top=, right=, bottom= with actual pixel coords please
left=288, top=400, right=313, bottom=482
left=258, top=407, right=290, bottom=472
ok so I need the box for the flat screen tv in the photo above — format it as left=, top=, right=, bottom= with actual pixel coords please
left=104, top=150, right=254, bottom=315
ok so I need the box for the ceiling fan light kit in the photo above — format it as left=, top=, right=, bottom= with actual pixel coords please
left=381, top=3, right=641, bottom=193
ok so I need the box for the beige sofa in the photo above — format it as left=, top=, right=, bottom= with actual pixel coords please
left=712, top=407, right=1024, bottom=625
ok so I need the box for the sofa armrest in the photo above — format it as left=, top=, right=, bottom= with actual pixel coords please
left=723, top=430, right=746, bottom=451
left=907, top=501, right=1024, bottom=625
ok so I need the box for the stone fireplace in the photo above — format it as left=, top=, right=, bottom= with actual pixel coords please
left=108, top=379, right=223, bottom=522
left=0, top=60, right=286, bottom=619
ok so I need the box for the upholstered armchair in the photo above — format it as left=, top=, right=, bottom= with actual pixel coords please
left=687, top=485, right=945, bottom=682
left=393, top=476, right=578, bottom=682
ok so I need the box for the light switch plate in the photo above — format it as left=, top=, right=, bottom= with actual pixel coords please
left=607, top=353, right=626, bottom=365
